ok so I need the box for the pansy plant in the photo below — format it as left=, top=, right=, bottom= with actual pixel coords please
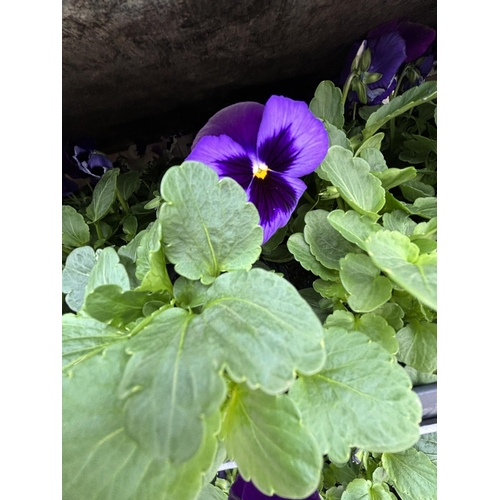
left=62, top=28, right=437, bottom=500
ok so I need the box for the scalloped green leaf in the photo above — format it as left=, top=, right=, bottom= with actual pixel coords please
left=363, top=82, right=437, bottom=139
left=83, top=284, right=170, bottom=327
left=63, top=343, right=221, bottom=500
left=287, top=232, right=338, bottom=281
left=382, top=448, right=437, bottom=500
left=86, top=246, right=131, bottom=294
left=382, top=210, right=417, bottom=235
left=414, top=432, right=437, bottom=466
left=342, top=478, right=393, bottom=500
left=304, top=210, right=361, bottom=270
left=135, top=220, right=173, bottom=293
left=355, top=132, right=385, bottom=157
left=289, top=328, right=421, bottom=463
left=324, top=310, right=398, bottom=355
left=173, top=276, right=211, bottom=309
left=309, top=80, right=344, bottom=128
left=372, top=302, right=405, bottom=331
left=62, top=313, right=125, bottom=372
left=365, top=231, right=437, bottom=310
left=201, top=268, right=326, bottom=394
left=118, top=308, right=226, bottom=463
left=86, top=168, right=120, bottom=222
left=359, top=147, right=387, bottom=172
left=62, top=246, right=98, bottom=312
left=339, top=254, right=393, bottom=312
left=372, top=167, right=417, bottom=191
left=222, top=384, right=322, bottom=498
left=62, top=205, right=90, bottom=248
left=321, top=146, right=385, bottom=219
left=327, top=210, right=381, bottom=252
left=159, top=162, right=262, bottom=284
left=396, top=319, right=437, bottom=373
left=196, top=484, right=228, bottom=500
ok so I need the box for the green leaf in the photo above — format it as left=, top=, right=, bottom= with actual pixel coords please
left=173, top=276, right=211, bottom=309
left=372, top=167, right=417, bottom=191
left=396, top=319, right=437, bottom=373
left=222, top=384, right=322, bottom=498
left=304, top=210, right=361, bottom=270
left=366, top=231, right=437, bottom=310
left=327, top=210, right=381, bottom=252
left=62, top=313, right=125, bottom=372
left=289, top=328, right=421, bottom=463
left=324, top=310, right=398, bottom=355
left=400, top=180, right=435, bottom=202
left=122, top=215, right=138, bottom=240
left=355, top=132, right=385, bottom=157
left=201, top=269, right=326, bottom=394
left=359, top=148, right=387, bottom=172
left=85, top=246, right=131, bottom=296
left=412, top=217, right=437, bottom=239
left=408, top=197, right=437, bottom=219
left=136, top=220, right=173, bottom=293
left=309, top=80, right=344, bottom=128
left=62, top=246, right=98, bottom=312
left=363, top=82, right=437, bottom=139
left=382, top=448, right=437, bottom=500
left=196, top=484, right=228, bottom=500
left=404, top=366, right=437, bottom=386
left=118, top=308, right=226, bottom=463
left=414, top=432, right=437, bottom=466
left=321, top=146, right=385, bottom=219
left=63, top=344, right=221, bottom=500
left=117, top=170, right=141, bottom=201
left=62, top=205, right=90, bottom=248
left=287, top=233, right=338, bottom=281
left=86, top=168, right=120, bottom=222
left=382, top=210, right=417, bottom=236
left=339, top=254, right=393, bottom=312
left=372, top=302, right=405, bottom=331
left=325, top=122, right=351, bottom=149
left=342, top=478, right=393, bottom=500
left=159, top=162, right=262, bottom=284
left=83, top=285, right=170, bottom=327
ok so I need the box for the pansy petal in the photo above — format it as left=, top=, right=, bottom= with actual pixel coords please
left=187, top=134, right=254, bottom=189
left=229, top=475, right=321, bottom=500
left=192, top=102, right=265, bottom=154
left=367, top=31, right=407, bottom=89
left=256, top=96, right=328, bottom=177
left=247, top=171, right=306, bottom=243
left=398, top=21, right=436, bottom=63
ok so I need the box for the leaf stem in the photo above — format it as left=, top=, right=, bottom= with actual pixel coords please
left=94, top=221, right=104, bottom=240
left=116, top=189, right=131, bottom=215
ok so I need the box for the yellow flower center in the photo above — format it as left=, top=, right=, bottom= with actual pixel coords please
left=253, top=161, right=269, bottom=180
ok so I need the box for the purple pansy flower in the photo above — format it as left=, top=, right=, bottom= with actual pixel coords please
left=229, top=475, right=321, bottom=500
left=340, top=19, right=436, bottom=105
left=186, top=96, right=328, bottom=243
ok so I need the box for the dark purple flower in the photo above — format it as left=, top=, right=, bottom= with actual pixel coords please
left=340, top=19, right=436, bottom=105
left=229, top=475, right=321, bottom=500
left=186, top=96, right=328, bottom=243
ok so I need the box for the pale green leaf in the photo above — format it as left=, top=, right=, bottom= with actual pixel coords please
left=62, top=246, right=98, bottom=312
left=339, top=253, right=393, bottom=312
left=325, top=122, right=351, bottom=149
left=382, top=447, right=437, bottom=500
left=365, top=231, right=437, bottom=310
left=309, top=80, right=344, bottom=128
left=200, top=268, right=326, bottom=394
left=62, top=205, right=90, bottom=248
left=86, top=168, right=120, bottom=222
left=118, top=308, right=226, bottom=462
left=382, top=210, right=417, bottom=236
left=63, top=344, right=220, bottom=500
left=287, top=233, right=338, bottom=281
left=327, top=209, right=381, bottom=252
left=372, top=167, right=417, bottom=191
left=222, top=384, right=322, bottom=498
left=404, top=366, right=437, bottom=386
left=359, top=148, right=387, bottom=172
left=117, top=170, right=141, bottom=201
left=397, top=319, right=437, bottom=373
left=408, top=197, right=437, bottom=219
left=342, top=478, right=393, bottom=500
left=414, top=432, right=437, bottom=466
left=412, top=218, right=437, bottom=239
left=363, top=82, right=437, bottom=139
left=159, top=162, right=262, bottom=284
left=400, top=180, right=435, bottom=202
left=173, top=276, right=211, bottom=309
left=355, top=132, right=385, bottom=157
left=324, top=310, right=398, bottom=355
left=372, top=302, right=405, bottom=331
left=62, top=313, right=125, bottom=372
left=85, top=247, right=131, bottom=295
left=196, top=484, right=228, bottom=500
left=84, top=285, right=170, bottom=327
left=304, top=210, right=360, bottom=270
left=289, top=328, right=421, bottom=463
left=136, top=220, right=173, bottom=293
left=321, top=146, right=385, bottom=218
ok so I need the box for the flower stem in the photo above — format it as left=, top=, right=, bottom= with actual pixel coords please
left=95, top=221, right=104, bottom=240
left=341, top=72, right=355, bottom=105
left=116, top=189, right=131, bottom=215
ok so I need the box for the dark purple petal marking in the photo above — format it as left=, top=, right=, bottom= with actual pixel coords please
left=247, top=171, right=306, bottom=243
left=397, top=21, right=436, bottom=63
left=256, top=96, right=328, bottom=177
left=186, top=134, right=254, bottom=189
left=192, top=102, right=265, bottom=155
